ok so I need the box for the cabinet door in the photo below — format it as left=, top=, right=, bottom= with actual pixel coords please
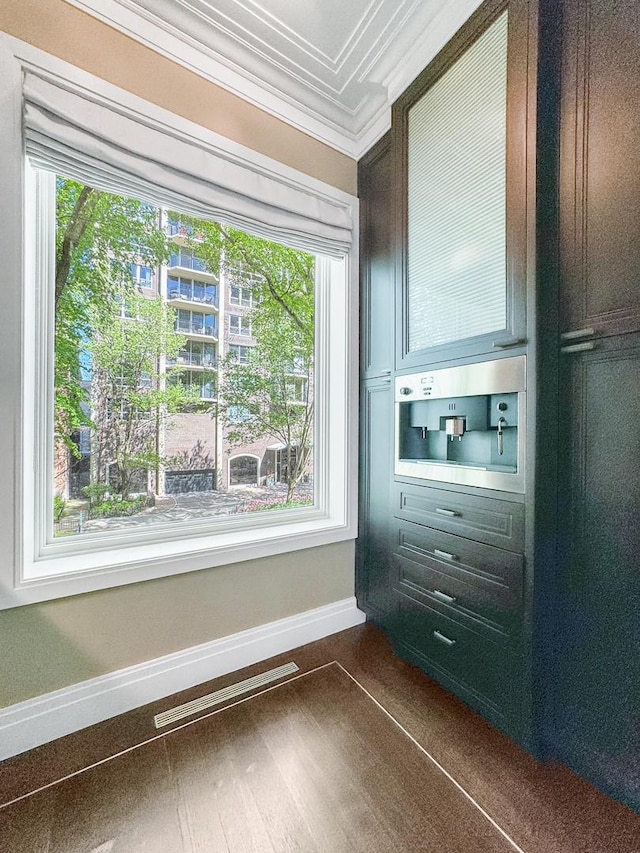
left=359, top=132, right=395, bottom=379
left=356, top=377, right=394, bottom=624
left=553, top=335, right=640, bottom=812
left=393, top=0, right=531, bottom=368
left=559, top=0, right=640, bottom=340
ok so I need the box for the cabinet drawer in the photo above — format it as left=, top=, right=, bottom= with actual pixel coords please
left=394, top=558, right=517, bottom=646
left=394, top=522, right=523, bottom=634
left=394, top=592, right=512, bottom=717
left=394, top=483, right=525, bottom=552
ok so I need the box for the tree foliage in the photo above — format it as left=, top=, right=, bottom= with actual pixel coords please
left=55, top=178, right=168, bottom=443
left=90, top=290, right=201, bottom=499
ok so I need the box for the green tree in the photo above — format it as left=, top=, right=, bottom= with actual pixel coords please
left=90, top=291, right=202, bottom=500
left=55, top=178, right=168, bottom=445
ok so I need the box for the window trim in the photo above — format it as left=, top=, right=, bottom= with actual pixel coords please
left=0, top=34, right=358, bottom=610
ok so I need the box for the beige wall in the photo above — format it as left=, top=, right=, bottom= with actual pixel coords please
left=0, top=2, right=357, bottom=707
left=1, top=541, right=355, bottom=706
left=0, top=0, right=357, bottom=195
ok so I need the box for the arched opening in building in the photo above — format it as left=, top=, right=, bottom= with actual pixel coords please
left=229, top=454, right=259, bottom=487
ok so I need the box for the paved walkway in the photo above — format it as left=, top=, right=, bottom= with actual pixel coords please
left=80, top=483, right=313, bottom=533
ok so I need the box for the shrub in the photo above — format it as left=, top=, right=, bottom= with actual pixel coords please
left=82, top=483, right=110, bottom=505
left=53, top=493, right=67, bottom=521
left=89, top=495, right=149, bottom=519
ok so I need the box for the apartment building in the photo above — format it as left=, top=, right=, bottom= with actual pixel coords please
left=62, top=212, right=312, bottom=500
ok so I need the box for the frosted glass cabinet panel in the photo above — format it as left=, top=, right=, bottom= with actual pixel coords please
left=407, top=12, right=508, bottom=352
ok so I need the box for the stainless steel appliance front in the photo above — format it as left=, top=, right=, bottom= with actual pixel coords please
left=395, top=356, right=526, bottom=492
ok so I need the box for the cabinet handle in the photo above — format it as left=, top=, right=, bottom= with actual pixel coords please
left=433, top=630, right=456, bottom=647
left=560, top=327, right=595, bottom=341
left=492, top=337, right=526, bottom=349
left=430, top=589, right=457, bottom=604
left=380, top=368, right=392, bottom=375
left=560, top=341, right=597, bottom=354
left=380, top=378, right=392, bottom=384
left=435, top=507, right=460, bottom=518
left=433, top=548, right=457, bottom=562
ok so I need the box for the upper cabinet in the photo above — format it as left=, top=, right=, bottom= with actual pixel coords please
left=394, top=0, right=533, bottom=369
left=559, top=0, right=640, bottom=342
left=359, top=132, right=395, bottom=379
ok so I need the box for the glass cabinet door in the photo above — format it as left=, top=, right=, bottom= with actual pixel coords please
left=394, top=1, right=529, bottom=368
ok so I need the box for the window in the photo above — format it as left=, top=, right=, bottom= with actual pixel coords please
left=228, top=344, right=252, bottom=364
left=229, top=314, right=252, bottom=337
left=229, top=285, right=257, bottom=307
left=130, top=262, right=153, bottom=288
left=286, top=378, right=309, bottom=403
left=1, top=39, right=357, bottom=608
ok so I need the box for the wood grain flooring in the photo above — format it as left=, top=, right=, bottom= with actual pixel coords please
left=1, top=662, right=518, bottom=853
left=1, top=624, right=639, bottom=852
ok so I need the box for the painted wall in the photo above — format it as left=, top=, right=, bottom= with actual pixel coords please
left=0, top=0, right=357, bottom=707
left=0, top=0, right=357, bottom=195
left=0, top=542, right=354, bottom=706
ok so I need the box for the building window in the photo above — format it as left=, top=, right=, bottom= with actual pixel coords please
left=229, top=285, right=257, bottom=307
left=130, top=262, right=153, bottom=288
left=229, top=314, right=253, bottom=337
left=228, top=344, right=252, bottom=364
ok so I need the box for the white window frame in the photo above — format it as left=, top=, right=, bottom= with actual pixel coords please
left=229, top=314, right=253, bottom=337
left=0, top=35, right=358, bottom=610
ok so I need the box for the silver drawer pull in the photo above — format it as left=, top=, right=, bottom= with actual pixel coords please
left=433, top=630, right=456, bottom=647
left=435, top=508, right=460, bottom=518
left=560, top=327, right=595, bottom=341
left=560, top=341, right=596, bottom=354
left=430, top=589, right=457, bottom=605
left=433, top=548, right=457, bottom=562
left=380, top=368, right=392, bottom=375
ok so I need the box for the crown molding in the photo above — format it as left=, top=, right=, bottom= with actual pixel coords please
left=63, top=0, right=484, bottom=159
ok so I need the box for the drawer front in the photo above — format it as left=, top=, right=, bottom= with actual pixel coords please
left=394, top=592, right=513, bottom=716
left=394, top=522, right=523, bottom=634
left=394, top=558, right=518, bottom=646
left=394, top=483, right=525, bottom=552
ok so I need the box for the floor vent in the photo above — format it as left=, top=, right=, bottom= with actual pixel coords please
left=153, top=661, right=299, bottom=728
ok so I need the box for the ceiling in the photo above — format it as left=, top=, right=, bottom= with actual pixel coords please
left=65, top=0, right=483, bottom=158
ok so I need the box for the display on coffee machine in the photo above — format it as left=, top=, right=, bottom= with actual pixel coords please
left=395, top=356, right=526, bottom=493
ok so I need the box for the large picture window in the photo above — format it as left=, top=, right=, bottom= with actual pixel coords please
left=0, top=36, right=357, bottom=608
left=52, top=179, right=315, bottom=537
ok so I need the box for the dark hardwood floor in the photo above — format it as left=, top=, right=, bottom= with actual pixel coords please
left=1, top=623, right=639, bottom=852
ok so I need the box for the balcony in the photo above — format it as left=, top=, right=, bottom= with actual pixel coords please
left=166, top=219, right=205, bottom=246
left=167, top=353, right=217, bottom=369
left=167, top=283, right=219, bottom=310
left=168, top=251, right=216, bottom=282
left=176, top=320, right=218, bottom=340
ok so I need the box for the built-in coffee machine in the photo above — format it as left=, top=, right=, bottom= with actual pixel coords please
left=395, top=356, right=526, bottom=492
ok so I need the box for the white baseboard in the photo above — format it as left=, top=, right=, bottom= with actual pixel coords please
left=0, top=597, right=365, bottom=762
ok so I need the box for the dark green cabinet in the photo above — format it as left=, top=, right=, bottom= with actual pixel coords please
left=549, top=0, right=640, bottom=813
left=359, top=132, right=394, bottom=380
left=356, top=0, right=640, bottom=812
left=356, top=377, right=394, bottom=625
left=558, top=0, right=640, bottom=342
left=554, top=336, right=640, bottom=810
